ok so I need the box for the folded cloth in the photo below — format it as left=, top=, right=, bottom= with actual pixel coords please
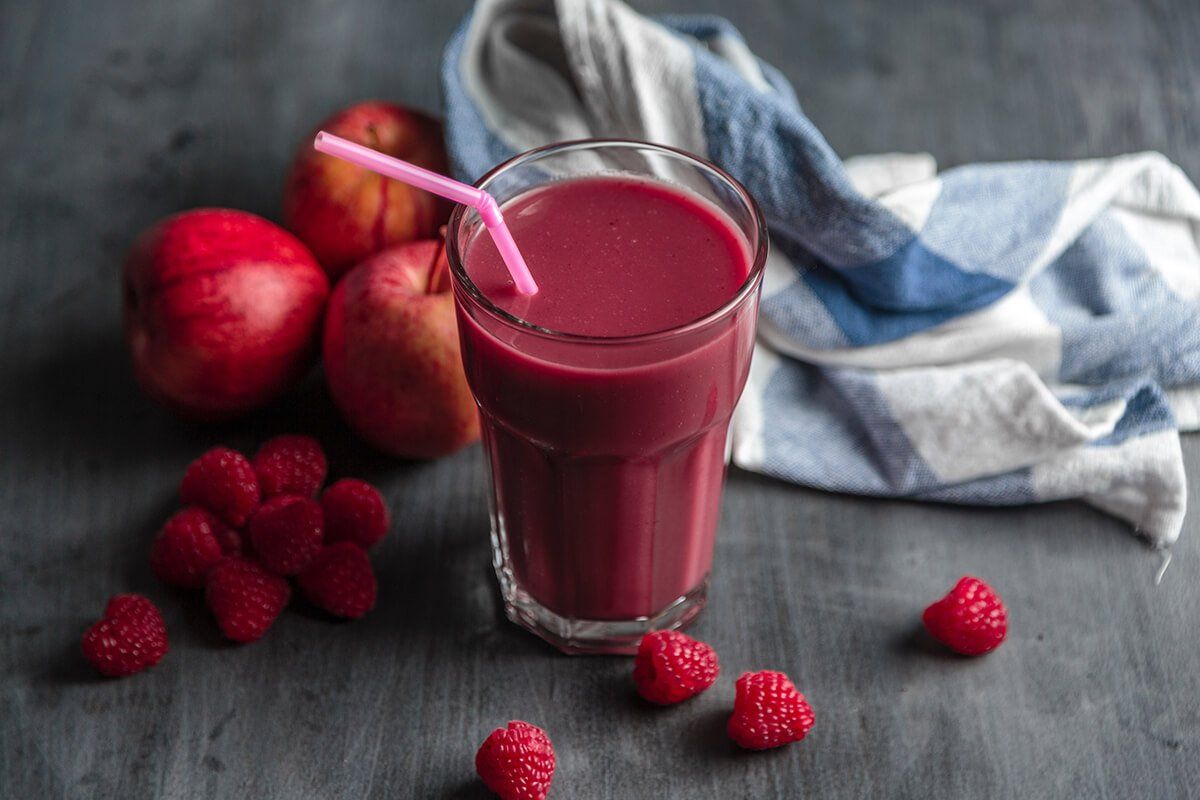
left=442, top=0, right=1200, bottom=546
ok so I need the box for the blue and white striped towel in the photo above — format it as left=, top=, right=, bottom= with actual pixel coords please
left=442, top=0, right=1200, bottom=546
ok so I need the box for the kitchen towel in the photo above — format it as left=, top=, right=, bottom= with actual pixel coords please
left=442, top=0, right=1200, bottom=546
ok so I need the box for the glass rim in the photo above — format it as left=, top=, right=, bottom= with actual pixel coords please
left=446, top=138, right=769, bottom=345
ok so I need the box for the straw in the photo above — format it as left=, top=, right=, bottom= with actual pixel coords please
left=312, top=131, right=538, bottom=295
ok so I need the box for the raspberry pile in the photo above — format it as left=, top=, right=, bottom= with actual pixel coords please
left=81, top=434, right=391, bottom=676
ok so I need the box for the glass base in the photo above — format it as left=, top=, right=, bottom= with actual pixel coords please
left=498, top=573, right=710, bottom=655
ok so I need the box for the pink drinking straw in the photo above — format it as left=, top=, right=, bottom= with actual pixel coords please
left=312, top=131, right=538, bottom=296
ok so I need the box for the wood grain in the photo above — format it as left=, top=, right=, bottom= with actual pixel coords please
left=2, top=1, right=1198, bottom=797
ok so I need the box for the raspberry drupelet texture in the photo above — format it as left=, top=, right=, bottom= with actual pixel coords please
left=205, top=558, right=291, bottom=642
left=298, top=542, right=378, bottom=619
left=179, top=446, right=261, bottom=527
left=248, top=495, right=325, bottom=576
left=632, top=630, right=719, bottom=705
left=252, top=434, right=328, bottom=498
left=475, top=720, right=556, bottom=800
left=727, top=670, right=815, bottom=750
left=150, top=506, right=226, bottom=588
left=922, top=575, right=1008, bottom=656
left=321, top=478, right=390, bottom=549
left=81, top=594, right=169, bottom=677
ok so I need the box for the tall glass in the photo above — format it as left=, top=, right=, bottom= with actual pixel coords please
left=447, top=140, right=767, bottom=654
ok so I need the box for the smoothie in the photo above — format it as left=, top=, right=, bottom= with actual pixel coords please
left=455, top=172, right=758, bottom=629
left=465, top=176, right=749, bottom=336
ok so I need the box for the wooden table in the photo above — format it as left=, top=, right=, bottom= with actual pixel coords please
left=3, top=1, right=1198, bottom=797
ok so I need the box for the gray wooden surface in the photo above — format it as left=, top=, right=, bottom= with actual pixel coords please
left=2, top=1, right=1199, bottom=798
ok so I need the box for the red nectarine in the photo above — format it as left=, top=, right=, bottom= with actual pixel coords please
left=323, top=239, right=479, bottom=458
left=123, top=209, right=329, bottom=420
left=283, top=102, right=451, bottom=281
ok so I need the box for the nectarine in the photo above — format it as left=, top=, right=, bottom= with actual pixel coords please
left=123, top=209, right=329, bottom=420
left=283, top=102, right=450, bottom=281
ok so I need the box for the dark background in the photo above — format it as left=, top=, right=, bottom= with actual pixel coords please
left=2, top=1, right=1199, bottom=798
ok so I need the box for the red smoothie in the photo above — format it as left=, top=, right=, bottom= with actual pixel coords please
left=453, top=173, right=761, bottom=643
left=466, top=177, right=748, bottom=336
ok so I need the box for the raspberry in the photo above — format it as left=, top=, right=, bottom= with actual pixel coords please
left=180, top=447, right=261, bottom=527
left=728, top=670, right=815, bottom=750
left=475, top=721, right=555, bottom=800
left=205, top=558, right=291, bottom=642
left=321, top=479, right=390, bottom=549
left=150, top=507, right=225, bottom=588
left=213, top=519, right=247, bottom=556
left=922, top=575, right=1008, bottom=656
left=297, top=542, right=377, bottom=619
left=633, top=630, right=719, bottom=705
left=81, top=594, right=168, bottom=677
left=252, top=435, right=327, bottom=498
left=248, top=495, right=325, bottom=575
